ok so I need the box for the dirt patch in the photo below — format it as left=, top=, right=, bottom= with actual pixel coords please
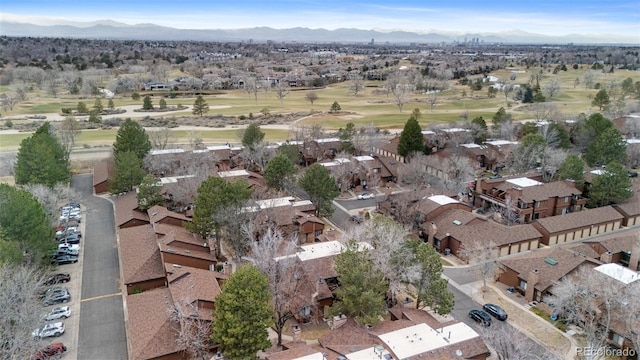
left=0, top=176, right=15, bottom=185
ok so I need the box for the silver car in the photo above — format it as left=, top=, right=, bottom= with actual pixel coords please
left=44, top=306, right=71, bottom=321
left=32, top=322, right=65, bottom=339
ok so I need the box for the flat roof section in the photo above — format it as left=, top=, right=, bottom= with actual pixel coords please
left=378, top=322, right=480, bottom=359
left=428, top=195, right=460, bottom=206
left=506, top=177, right=543, bottom=188
left=218, top=169, right=250, bottom=177
left=594, top=263, right=640, bottom=285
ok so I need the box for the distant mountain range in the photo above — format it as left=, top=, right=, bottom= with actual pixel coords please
left=0, top=19, right=635, bottom=44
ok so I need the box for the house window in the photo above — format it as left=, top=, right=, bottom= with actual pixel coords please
left=314, top=230, right=322, bottom=237
left=536, top=201, right=541, bottom=208
left=519, top=279, right=527, bottom=290
left=562, top=208, right=568, bottom=215
left=611, top=333, right=625, bottom=346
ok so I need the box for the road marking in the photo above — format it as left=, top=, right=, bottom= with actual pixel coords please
left=81, top=292, right=122, bottom=302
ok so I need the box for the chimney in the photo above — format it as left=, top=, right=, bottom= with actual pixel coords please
left=601, top=251, right=614, bottom=264
left=292, top=324, right=302, bottom=342
left=525, top=269, right=540, bottom=302
left=427, top=222, right=437, bottom=246
left=628, top=241, right=640, bottom=271
left=331, top=314, right=347, bottom=330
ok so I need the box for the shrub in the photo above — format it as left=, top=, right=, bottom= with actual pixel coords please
left=61, top=108, right=72, bottom=114
left=131, top=92, right=140, bottom=100
left=4, top=119, right=13, bottom=128
left=239, top=115, right=246, bottom=120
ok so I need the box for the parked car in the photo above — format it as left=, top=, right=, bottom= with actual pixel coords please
left=469, top=309, right=492, bottom=326
left=40, top=286, right=69, bottom=299
left=32, top=322, right=65, bottom=339
left=483, top=303, right=508, bottom=321
left=44, top=306, right=71, bottom=321
left=58, top=243, right=80, bottom=252
left=44, top=273, right=71, bottom=286
left=59, top=214, right=81, bottom=222
left=51, top=254, right=78, bottom=265
left=60, top=203, right=80, bottom=211
left=34, top=342, right=67, bottom=360
left=56, top=248, right=79, bottom=257
left=43, top=292, right=70, bottom=306
left=55, top=228, right=81, bottom=240
left=59, top=235, right=80, bottom=244
left=628, top=171, right=639, bottom=178
left=357, top=193, right=375, bottom=200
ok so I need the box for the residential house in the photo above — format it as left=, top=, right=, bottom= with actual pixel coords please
left=584, top=235, right=640, bottom=271
left=498, top=247, right=601, bottom=303
left=126, top=288, right=185, bottom=360
left=217, top=169, right=265, bottom=189
left=119, top=224, right=166, bottom=294
left=460, top=140, right=518, bottom=171
left=475, top=177, right=586, bottom=223
left=246, top=197, right=323, bottom=243
left=422, top=208, right=542, bottom=258
left=114, top=191, right=150, bottom=229
left=298, top=138, right=344, bottom=166
left=93, top=157, right=114, bottom=194
left=165, top=263, right=226, bottom=321
left=313, top=307, right=489, bottom=360
left=531, top=206, right=625, bottom=246
left=612, top=181, right=640, bottom=227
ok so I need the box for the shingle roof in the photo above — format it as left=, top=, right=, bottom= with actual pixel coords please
left=92, top=157, right=113, bottom=186
left=500, top=180, right=581, bottom=203
left=114, top=191, right=149, bottom=228
left=586, top=235, right=639, bottom=254
left=147, top=205, right=190, bottom=224
left=500, top=247, right=601, bottom=291
left=428, top=209, right=540, bottom=247
left=154, top=223, right=206, bottom=248
left=612, top=181, right=640, bottom=216
left=127, top=288, right=183, bottom=360
left=157, top=242, right=217, bottom=262
left=318, top=319, right=380, bottom=355
left=165, top=263, right=222, bottom=321
left=534, top=206, right=624, bottom=234
left=118, top=225, right=165, bottom=285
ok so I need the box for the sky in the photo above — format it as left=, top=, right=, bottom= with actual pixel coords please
left=1, top=0, right=639, bottom=37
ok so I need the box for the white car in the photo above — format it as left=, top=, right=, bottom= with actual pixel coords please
left=44, top=306, right=71, bottom=321
left=357, top=193, right=375, bottom=200
left=32, top=322, right=65, bottom=339
left=58, top=243, right=80, bottom=252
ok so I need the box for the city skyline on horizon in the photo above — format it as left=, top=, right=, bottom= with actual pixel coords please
left=2, top=0, right=639, bottom=40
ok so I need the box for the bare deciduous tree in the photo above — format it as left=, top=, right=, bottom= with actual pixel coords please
left=168, top=299, right=213, bottom=360
left=0, top=264, right=49, bottom=359
left=244, top=76, right=259, bottom=105
left=545, top=267, right=631, bottom=360
left=23, top=183, right=82, bottom=226
left=188, top=130, right=204, bottom=150
left=531, top=103, right=559, bottom=123
left=543, top=78, right=561, bottom=99
left=148, top=128, right=176, bottom=150
left=386, top=71, right=412, bottom=112
left=583, top=70, right=597, bottom=89
left=55, top=115, right=82, bottom=159
left=459, top=239, right=499, bottom=294
left=444, top=152, right=475, bottom=192
left=246, top=226, right=306, bottom=347
left=1, top=93, right=19, bottom=111
left=275, top=80, right=290, bottom=105
left=305, top=91, right=318, bottom=105
left=348, top=71, right=364, bottom=97
left=398, top=153, right=431, bottom=189
left=479, top=325, right=560, bottom=360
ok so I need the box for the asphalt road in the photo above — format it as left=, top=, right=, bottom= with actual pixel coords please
left=72, top=174, right=128, bottom=360
left=447, top=282, right=556, bottom=358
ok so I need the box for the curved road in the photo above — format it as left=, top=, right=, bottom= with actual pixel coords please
left=72, top=174, right=128, bottom=360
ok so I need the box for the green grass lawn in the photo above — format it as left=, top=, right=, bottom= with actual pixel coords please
left=3, top=67, right=639, bottom=134
left=0, top=128, right=293, bottom=150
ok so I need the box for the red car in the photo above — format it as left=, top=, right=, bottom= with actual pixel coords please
left=35, top=342, right=67, bottom=360
left=44, top=273, right=71, bottom=286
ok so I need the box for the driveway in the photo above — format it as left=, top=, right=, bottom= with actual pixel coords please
left=72, top=174, right=128, bottom=360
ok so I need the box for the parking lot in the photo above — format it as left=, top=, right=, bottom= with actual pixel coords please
left=35, top=202, right=86, bottom=359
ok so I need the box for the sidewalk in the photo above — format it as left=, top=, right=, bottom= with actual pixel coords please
left=449, top=275, right=577, bottom=359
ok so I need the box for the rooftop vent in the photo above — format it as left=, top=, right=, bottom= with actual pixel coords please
left=544, top=258, right=558, bottom=266
left=453, top=220, right=462, bottom=225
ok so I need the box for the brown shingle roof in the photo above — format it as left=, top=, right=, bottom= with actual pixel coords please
left=154, top=223, right=205, bottom=248
left=127, top=288, right=183, bottom=360
left=534, top=206, right=624, bottom=234
left=157, top=242, right=217, bottom=262
left=453, top=221, right=542, bottom=247
left=165, top=263, right=222, bottom=321
left=114, top=191, right=149, bottom=228
left=92, top=157, right=114, bottom=186
left=612, top=181, right=640, bottom=216
left=119, top=225, right=165, bottom=285
left=266, top=343, right=320, bottom=360
left=586, top=235, right=639, bottom=254
left=500, top=247, right=601, bottom=291
left=147, top=205, right=190, bottom=224
left=318, top=319, right=380, bottom=355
